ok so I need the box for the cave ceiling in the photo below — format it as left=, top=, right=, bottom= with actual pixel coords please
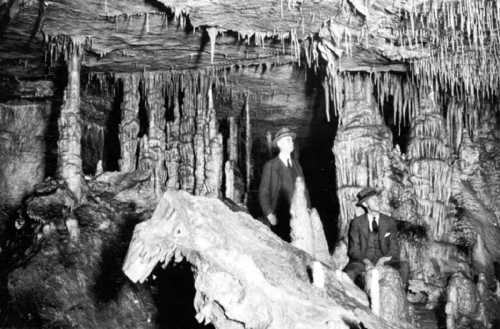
left=0, top=0, right=410, bottom=76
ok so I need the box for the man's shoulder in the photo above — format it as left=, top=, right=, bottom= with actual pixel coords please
left=351, top=214, right=367, bottom=225
left=264, top=157, right=281, bottom=168
left=380, top=214, right=398, bottom=228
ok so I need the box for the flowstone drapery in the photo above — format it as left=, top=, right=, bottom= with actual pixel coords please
left=333, top=75, right=393, bottom=238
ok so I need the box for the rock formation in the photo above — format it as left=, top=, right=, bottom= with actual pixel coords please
left=123, top=190, right=415, bottom=329
left=333, top=74, right=393, bottom=239
left=0, top=101, right=51, bottom=207
left=57, top=38, right=84, bottom=201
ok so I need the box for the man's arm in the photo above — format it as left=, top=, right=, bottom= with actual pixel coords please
left=258, top=161, right=274, bottom=217
left=348, top=219, right=363, bottom=262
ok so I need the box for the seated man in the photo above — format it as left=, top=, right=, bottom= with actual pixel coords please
left=344, top=187, right=409, bottom=289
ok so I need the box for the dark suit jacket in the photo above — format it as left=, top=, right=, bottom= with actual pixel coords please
left=258, top=157, right=308, bottom=216
left=347, top=213, right=400, bottom=262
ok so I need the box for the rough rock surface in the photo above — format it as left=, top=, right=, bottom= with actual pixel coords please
left=4, top=179, right=157, bottom=329
left=123, top=190, right=415, bottom=329
left=0, top=101, right=51, bottom=208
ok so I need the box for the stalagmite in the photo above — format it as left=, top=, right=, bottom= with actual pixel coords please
left=224, top=116, right=238, bottom=201
left=365, top=261, right=411, bottom=325
left=118, top=73, right=141, bottom=172
left=57, top=38, right=83, bottom=201
left=202, top=86, right=223, bottom=197
left=290, top=177, right=314, bottom=255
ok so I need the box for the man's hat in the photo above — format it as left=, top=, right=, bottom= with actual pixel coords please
left=273, top=127, right=296, bottom=145
left=356, top=187, right=381, bottom=206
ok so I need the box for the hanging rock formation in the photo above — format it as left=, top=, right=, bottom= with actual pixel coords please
left=123, top=190, right=416, bottom=329
left=333, top=74, right=393, bottom=238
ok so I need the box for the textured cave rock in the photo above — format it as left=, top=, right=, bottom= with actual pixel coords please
left=0, top=101, right=51, bottom=208
left=57, top=40, right=83, bottom=201
left=123, top=190, right=415, bottom=329
left=6, top=179, right=157, bottom=329
left=333, top=74, right=393, bottom=238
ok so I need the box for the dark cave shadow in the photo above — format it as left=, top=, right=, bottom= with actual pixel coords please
left=301, top=67, right=340, bottom=252
left=91, top=208, right=142, bottom=304
left=151, top=261, right=214, bottom=329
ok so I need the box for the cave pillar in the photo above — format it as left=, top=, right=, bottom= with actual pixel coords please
left=143, top=73, right=167, bottom=197
left=178, top=75, right=196, bottom=193
left=118, top=73, right=140, bottom=172
left=407, top=91, right=453, bottom=241
left=203, top=86, right=223, bottom=197
left=165, top=92, right=180, bottom=190
left=57, top=42, right=83, bottom=201
left=333, top=74, right=393, bottom=239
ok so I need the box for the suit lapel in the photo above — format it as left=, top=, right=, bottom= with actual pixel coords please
left=359, top=213, right=370, bottom=239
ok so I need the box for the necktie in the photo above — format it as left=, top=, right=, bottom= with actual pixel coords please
left=287, top=159, right=292, bottom=167
left=371, top=216, right=379, bottom=233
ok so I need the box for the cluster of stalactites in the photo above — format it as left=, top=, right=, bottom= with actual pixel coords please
left=87, top=70, right=223, bottom=198
left=404, top=0, right=500, bottom=112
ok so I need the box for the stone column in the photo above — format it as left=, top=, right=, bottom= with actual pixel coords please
left=333, top=74, right=393, bottom=239
left=118, top=73, right=140, bottom=172
left=57, top=42, right=83, bottom=201
left=407, top=91, right=452, bottom=241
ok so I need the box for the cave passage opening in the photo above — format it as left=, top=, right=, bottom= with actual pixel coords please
left=150, top=260, right=214, bottom=329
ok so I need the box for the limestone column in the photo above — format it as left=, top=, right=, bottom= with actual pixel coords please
left=407, top=91, right=452, bottom=241
left=57, top=41, right=83, bottom=201
left=333, top=74, right=393, bottom=239
left=143, top=72, right=167, bottom=197
left=118, top=73, right=140, bottom=172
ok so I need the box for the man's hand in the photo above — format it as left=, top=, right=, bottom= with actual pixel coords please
left=267, top=213, right=277, bottom=226
left=362, top=258, right=374, bottom=268
left=376, top=256, right=392, bottom=267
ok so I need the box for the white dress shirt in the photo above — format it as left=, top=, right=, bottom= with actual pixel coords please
left=367, top=212, right=379, bottom=232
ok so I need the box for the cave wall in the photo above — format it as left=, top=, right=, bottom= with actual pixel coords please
left=0, top=101, right=52, bottom=208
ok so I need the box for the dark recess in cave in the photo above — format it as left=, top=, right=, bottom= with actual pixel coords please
left=382, top=96, right=411, bottom=154
left=151, top=261, right=214, bottom=329
left=102, top=80, right=123, bottom=172
left=44, top=64, right=67, bottom=178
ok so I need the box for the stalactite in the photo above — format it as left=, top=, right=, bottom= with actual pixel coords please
left=207, top=27, right=218, bottom=65
left=118, top=73, right=141, bottom=172
left=57, top=37, right=83, bottom=201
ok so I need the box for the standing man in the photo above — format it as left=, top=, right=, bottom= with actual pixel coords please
left=258, top=127, right=309, bottom=241
left=344, top=187, right=409, bottom=288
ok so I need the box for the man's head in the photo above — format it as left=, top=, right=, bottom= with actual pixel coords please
left=273, top=127, right=296, bottom=154
left=356, top=187, right=381, bottom=212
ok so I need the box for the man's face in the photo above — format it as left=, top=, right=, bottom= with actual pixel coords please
left=276, top=136, right=294, bottom=153
left=363, top=196, right=379, bottom=212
